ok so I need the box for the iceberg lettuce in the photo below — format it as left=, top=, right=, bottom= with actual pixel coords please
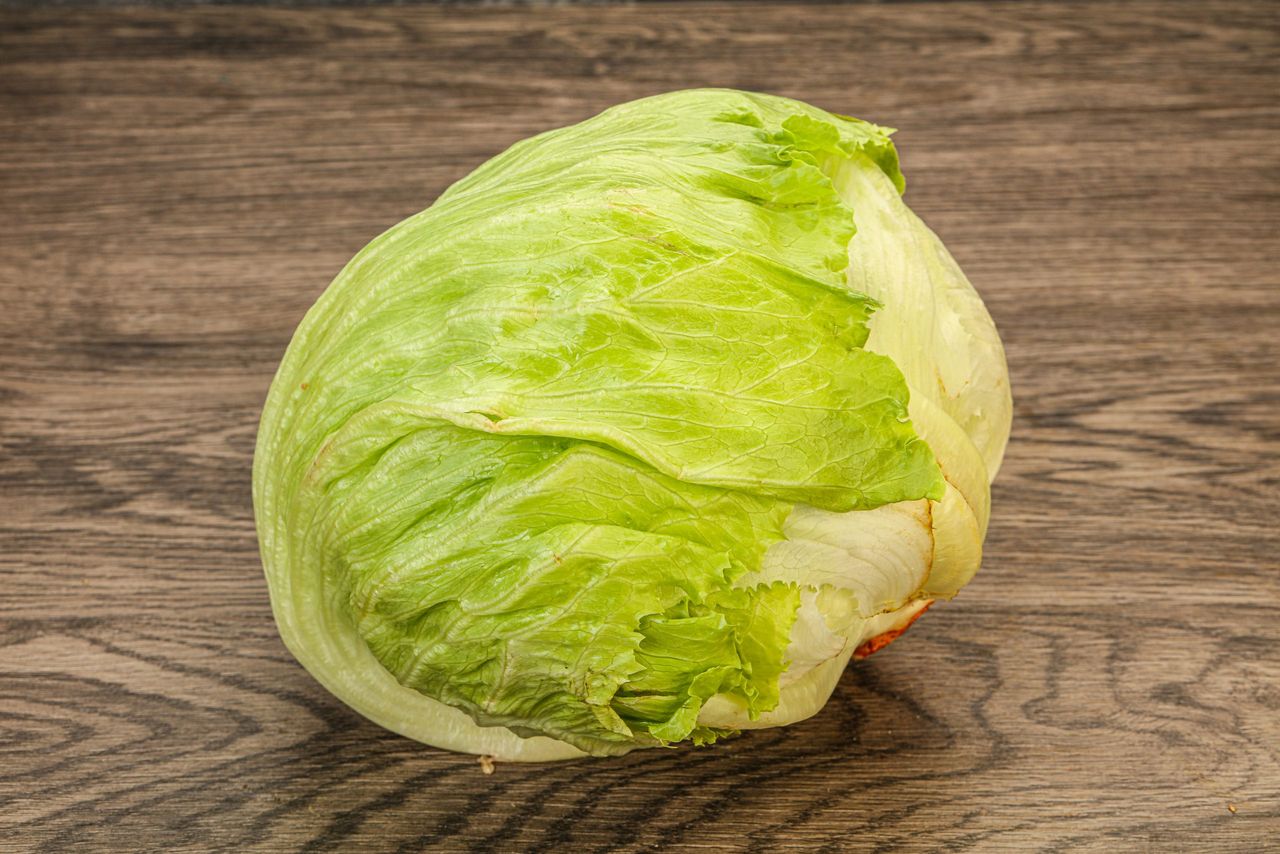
left=254, top=89, right=1011, bottom=760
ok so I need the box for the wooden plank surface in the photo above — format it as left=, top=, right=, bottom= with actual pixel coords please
left=2, top=2, right=1278, bottom=851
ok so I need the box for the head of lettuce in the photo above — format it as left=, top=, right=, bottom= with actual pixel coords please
left=253, top=89, right=1011, bottom=761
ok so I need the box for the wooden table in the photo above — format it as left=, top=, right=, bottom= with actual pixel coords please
left=3, top=3, right=1277, bottom=850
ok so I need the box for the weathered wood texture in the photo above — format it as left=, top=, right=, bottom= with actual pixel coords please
left=2, top=3, right=1278, bottom=851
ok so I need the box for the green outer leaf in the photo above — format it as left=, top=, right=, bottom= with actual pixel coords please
left=312, top=412, right=790, bottom=752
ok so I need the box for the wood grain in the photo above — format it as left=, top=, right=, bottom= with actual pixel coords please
left=2, top=2, right=1278, bottom=851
